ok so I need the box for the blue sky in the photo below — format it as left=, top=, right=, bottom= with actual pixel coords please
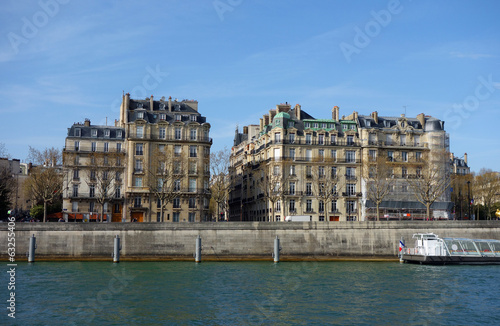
left=0, top=0, right=499, bottom=173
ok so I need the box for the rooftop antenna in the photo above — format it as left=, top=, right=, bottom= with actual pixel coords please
left=403, top=105, right=409, bottom=116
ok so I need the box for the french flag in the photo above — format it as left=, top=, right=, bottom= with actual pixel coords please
left=399, top=240, right=405, bottom=252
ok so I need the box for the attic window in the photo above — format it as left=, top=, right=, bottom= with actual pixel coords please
left=175, top=114, right=181, bottom=121
left=288, top=121, right=294, bottom=128
left=137, top=103, right=143, bottom=108
left=190, top=115, right=197, bottom=122
left=91, top=129, right=97, bottom=137
left=174, top=104, right=181, bottom=111
left=160, top=113, right=166, bottom=120
left=117, top=130, right=123, bottom=138
left=104, top=129, right=110, bottom=137
left=366, top=121, right=371, bottom=127
left=159, top=104, right=166, bottom=110
left=75, top=128, right=81, bottom=137
left=137, top=112, right=144, bottom=119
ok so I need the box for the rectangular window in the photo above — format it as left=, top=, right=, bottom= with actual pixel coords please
left=89, top=185, right=95, bottom=198
left=331, top=166, right=337, bottom=178
left=135, top=159, right=143, bottom=173
left=75, top=128, right=81, bottom=137
left=346, top=200, right=356, bottom=214
left=74, top=141, right=80, bottom=151
left=104, top=129, right=110, bottom=137
left=117, top=130, right=122, bottom=138
left=136, top=126, right=144, bottom=138
left=386, top=134, right=392, bottom=145
left=289, top=182, right=295, bottom=195
left=387, top=151, right=394, bottom=161
left=175, top=127, right=181, bottom=140
left=346, top=150, right=355, bottom=163
left=402, top=151, right=408, bottom=162
left=318, top=149, right=324, bottom=160
left=158, top=144, right=165, bottom=152
left=369, top=150, right=377, bottom=161
left=189, top=179, right=196, bottom=192
left=306, top=183, right=312, bottom=196
left=188, top=213, right=195, bottom=222
left=160, top=113, right=166, bottom=120
left=306, top=134, right=312, bottom=145
left=274, top=132, right=281, bottom=143
left=331, top=150, right=337, bottom=161
left=306, top=149, right=312, bottom=162
left=289, top=133, right=295, bottom=144
left=175, top=145, right=181, bottom=157
left=318, top=134, right=324, bottom=145
left=189, top=146, right=197, bottom=158
left=189, top=197, right=196, bottom=208
left=306, top=199, right=312, bottom=212
left=306, top=165, right=312, bottom=178
left=137, top=112, right=144, bottom=119
left=115, top=187, right=121, bottom=198
left=89, top=202, right=95, bottom=213
left=347, top=135, right=354, bottom=146
left=273, top=165, right=280, bottom=176
left=415, top=152, right=422, bottom=161
left=414, top=135, right=421, bottom=146
left=135, top=177, right=142, bottom=187
left=116, top=157, right=121, bottom=166
left=116, top=143, right=122, bottom=153
left=346, top=184, right=356, bottom=196
left=104, top=142, right=109, bottom=152
left=72, top=201, right=78, bottom=212
left=330, top=134, right=336, bottom=145
left=402, top=167, right=408, bottom=178
left=289, top=199, right=296, bottom=213
left=90, top=170, right=95, bottom=180
left=319, top=166, right=325, bottom=178
left=135, top=143, right=143, bottom=155
left=346, top=167, right=356, bottom=179
left=173, top=212, right=180, bottom=222
left=319, top=201, right=324, bottom=213
left=73, top=169, right=79, bottom=180
left=289, top=148, right=295, bottom=160
left=290, top=165, right=296, bottom=176
left=134, top=196, right=141, bottom=208
left=173, top=198, right=180, bottom=208
left=276, top=201, right=281, bottom=212
left=190, top=115, right=197, bottom=122
left=72, top=185, right=78, bottom=197
left=91, top=129, right=97, bottom=137
left=159, top=127, right=166, bottom=139
left=331, top=200, right=337, bottom=212
left=190, top=129, right=197, bottom=140
left=91, top=142, right=96, bottom=152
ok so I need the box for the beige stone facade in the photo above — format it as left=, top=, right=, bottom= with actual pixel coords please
left=62, top=94, right=212, bottom=222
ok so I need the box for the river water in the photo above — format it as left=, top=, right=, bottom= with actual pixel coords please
left=3, top=261, right=500, bottom=325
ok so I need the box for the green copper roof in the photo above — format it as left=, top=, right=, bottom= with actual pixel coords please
left=274, top=112, right=290, bottom=119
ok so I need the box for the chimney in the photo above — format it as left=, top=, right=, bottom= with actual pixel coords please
left=243, top=126, right=248, bottom=134
left=332, top=106, right=340, bottom=121
left=264, top=114, right=270, bottom=126
left=464, top=153, right=468, bottom=165
left=450, top=152, right=454, bottom=161
left=372, top=111, right=378, bottom=124
left=150, top=95, right=154, bottom=110
left=269, top=109, right=276, bottom=122
left=260, top=118, right=264, bottom=130
left=295, top=104, right=301, bottom=120
left=84, top=119, right=91, bottom=127
left=417, top=113, right=426, bottom=129
left=353, top=111, right=358, bottom=121
left=168, top=96, right=172, bottom=112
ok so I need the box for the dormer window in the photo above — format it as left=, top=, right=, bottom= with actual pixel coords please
left=160, top=113, right=166, bottom=120
left=190, top=115, right=197, bottom=122
left=159, top=103, right=166, bottom=110
left=91, top=129, right=97, bottom=137
left=137, top=103, right=143, bottom=108
left=75, top=128, right=81, bottom=137
left=366, top=120, right=371, bottom=127
left=117, top=130, right=123, bottom=138
left=288, top=121, right=294, bottom=128
left=104, top=129, right=110, bottom=137
left=175, top=114, right=181, bottom=121
left=137, top=112, right=144, bottom=119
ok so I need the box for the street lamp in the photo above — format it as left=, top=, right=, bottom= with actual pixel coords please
left=467, top=180, right=471, bottom=220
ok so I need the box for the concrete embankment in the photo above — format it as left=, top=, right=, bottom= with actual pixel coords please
left=2, top=221, right=499, bottom=261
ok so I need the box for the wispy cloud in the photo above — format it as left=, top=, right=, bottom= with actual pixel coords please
left=449, top=52, right=495, bottom=59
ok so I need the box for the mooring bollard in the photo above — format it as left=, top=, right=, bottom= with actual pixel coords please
left=113, top=235, right=121, bottom=263
left=28, top=234, right=36, bottom=263
left=195, top=235, right=202, bottom=263
left=273, top=236, right=281, bottom=263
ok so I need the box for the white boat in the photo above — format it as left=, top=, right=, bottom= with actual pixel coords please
left=401, top=233, right=500, bottom=265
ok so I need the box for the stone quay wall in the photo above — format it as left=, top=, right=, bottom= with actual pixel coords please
left=2, top=221, right=500, bottom=261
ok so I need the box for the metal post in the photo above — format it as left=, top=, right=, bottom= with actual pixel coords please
left=28, top=234, right=36, bottom=263
left=467, top=181, right=471, bottom=220
left=195, top=235, right=202, bottom=263
left=273, top=236, right=280, bottom=263
left=113, top=235, right=121, bottom=263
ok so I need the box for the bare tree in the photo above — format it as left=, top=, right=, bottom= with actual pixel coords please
left=255, top=159, right=292, bottom=222
left=362, top=155, right=395, bottom=221
left=146, top=145, right=185, bottom=222
left=450, top=173, right=473, bottom=219
left=311, top=158, right=343, bottom=221
left=0, top=142, right=10, bottom=159
left=86, top=152, right=122, bottom=222
left=24, top=166, right=62, bottom=222
left=473, top=169, right=500, bottom=220
left=27, top=146, right=62, bottom=166
left=210, top=147, right=230, bottom=222
left=0, top=167, right=14, bottom=219
left=407, top=150, right=451, bottom=220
